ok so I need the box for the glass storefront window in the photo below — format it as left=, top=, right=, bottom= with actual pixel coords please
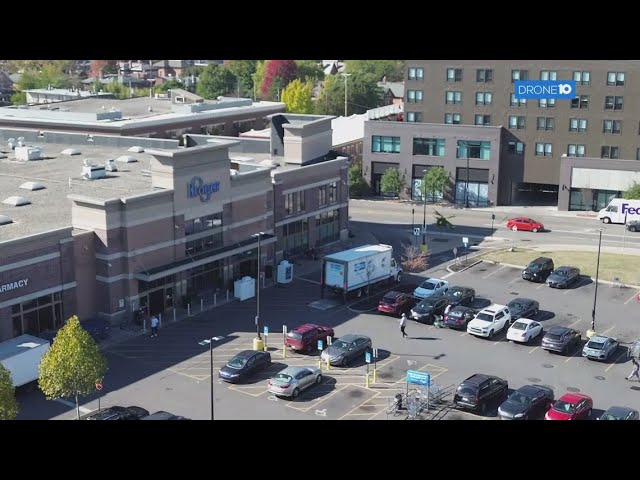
left=455, top=181, right=489, bottom=206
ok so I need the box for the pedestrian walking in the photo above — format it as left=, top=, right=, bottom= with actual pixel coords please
left=626, top=357, right=640, bottom=381
left=150, top=315, right=159, bottom=338
left=400, top=313, right=408, bottom=338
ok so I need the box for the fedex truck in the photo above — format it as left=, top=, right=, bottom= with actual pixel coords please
left=598, top=198, right=640, bottom=224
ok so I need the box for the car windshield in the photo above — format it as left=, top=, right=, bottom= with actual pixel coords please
left=450, top=289, right=463, bottom=297
left=418, top=298, right=437, bottom=308
left=476, top=312, right=494, bottom=322
left=600, top=413, right=623, bottom=420
left=447, top=310, right=463, bottom=318
left=227, top=356, right=248, bottom=369
left=508, top=391, right=531, bottom=406
left=509, top=302, right=523, bottom=310
left=554, top=270, right=568, bottom=277
left=587, top=341, right=604, bottom=350
left=511, top=322, right=527, bottom=331
left=545, top=332, right=563, bottom=341
left=332, top=340, right=350, bottom=350
left=274, top=373, right=293, bottom=383
left=553, top=400, right=576, bottom=413
left=382, top=295, right=399, bottom=304
left=527, top=262, right=542, bottom=271
left=419, top=281, right=436, bottom=290
left=287, top=332, right=303, bottom=341
left=457, top=386, right=476, bottom=397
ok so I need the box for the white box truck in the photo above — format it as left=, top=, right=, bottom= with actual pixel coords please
left=598, top=198, right=640, bottom=224
left=0, top=334, right=50, bottom=388
left=321, top=244, right=402, bottom=300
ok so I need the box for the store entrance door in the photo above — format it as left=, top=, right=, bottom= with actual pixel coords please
left=148, top=289, right=165, bottom=316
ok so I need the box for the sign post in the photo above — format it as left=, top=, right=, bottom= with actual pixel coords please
left=263, top=325, right=269, bottom=350
left=373, top=348, right=378, bottom=383
left=326, top=336, right=332, bottom=370
left=406, top=370, right=431, bottom=416
left=282, top=325, right=287, bottom=358
left=95, top=381, right=103, bottom=412
left=365, top=351, right=372, bottom=388
left=491, top=213, right=495, bottom=236
left=317, top=339, right=324, bottom=369
left=462, top=237, right=469, bottom=262
left=453, top=247, right=458, bottom=264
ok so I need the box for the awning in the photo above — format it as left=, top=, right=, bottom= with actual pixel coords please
left=134, top=233, right=275, bottom=282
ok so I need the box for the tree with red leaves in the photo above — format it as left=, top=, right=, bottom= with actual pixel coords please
left=260, top=60, right=297, bottom=99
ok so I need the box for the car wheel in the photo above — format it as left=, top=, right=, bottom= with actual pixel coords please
left=532, top=228, right=538, bottom=233
left=396, top=273, right=402, bottom=283
left=511, top=226, right=518, bottom=232
left=562, top=345, right=568, bottom=356
left=292, top=388, right=300, bottom=398
left=356, top=289, right=363, bottom=298
left=469, top=296, right=475, bottom=304
left=631, top=226, right=637, bottom=232
left=533, top=308, right=539, bottom=317
left=488, top=330, right=494, bottom=339
left=316, top=374, right=323, bottom=384
left=603, top=217, right=611, bottom=224
left=342, top=357, right=349, bottom=367
left=586, top=409, right=592, bottom=418
left=479, top=402, right=487, bottom=416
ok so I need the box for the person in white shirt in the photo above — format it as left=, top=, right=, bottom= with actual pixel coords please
left=399, top=313, right=407, bottom=338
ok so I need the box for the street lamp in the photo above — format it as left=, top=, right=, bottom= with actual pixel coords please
left=252, top=232, right=265, bottom=340
left=422, top=183, right=427, bottom=247
left=589, top=228, right=603, bottom=337
left=198, top=336, right=224, bottom=421
left=341, top=73, right=351, bottom=117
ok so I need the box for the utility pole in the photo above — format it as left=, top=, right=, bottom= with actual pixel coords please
left=341, top=73, right=351, bottom=117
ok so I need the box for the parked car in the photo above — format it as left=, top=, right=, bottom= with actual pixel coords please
left=320, top=334, right=372, bottom=367
left=410, top=295, right=448, bottom=324
left=285, top=324, right=334, bottom=353
left=506, top=319, right=544, bottom=344
left=444, top=286, right=475, bottom=307
left=378, top=291, right=415, bottom=317
left=413, top=278, right=449, bottom=299
left=219, top=350, right=271, bottom=383
left=80, top=318, right=112, bottom=341
left=498, top=385, right=554, bottom=420
left=443, top=306, right=476, bottom=330
left=598, top=406, right=639, bottom=420
left=467, top=304, right=511, bottom=339
left=545, top=392, right=593, bottom=420
left=86, top=406, right=149, bottom=420
left=507, top=298, right=539, bottom=321
left=267, top=366, right=323, bottom=399
left=582, top=335, right=619, bottom=361
left=546, top=266, right=581, bottom=289
left=142, top=411, right=190, bottom=420
left=506, top=217, right=544, bottom=232
left=541, top=326, right=582, bottom=355
left=626, top=220, right=640, bottom=232
left=453, top=374, right=509, bottom=416
left=522, top=256, right=555, bottom=283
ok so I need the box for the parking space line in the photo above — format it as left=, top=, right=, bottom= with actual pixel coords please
left=567, top=319, right=582, bottom=328
left=285, top=383, right=350, bottom=413
left=564, top=348, right=584, bottom=363
left=624, top=290, right=640, bottom=305
left=442, top=272, right=456, bottom=279
left=599, top=326, right=616, bottom=336
left=528, top=346, right=539, bottom=354
left=459, top=331, right=467, bottom=337
left=338, top=390, right=381, bottom=420
left=536, top=283, right=546, bottom=290
left=605, top=350, right=628, bottom=372
left=482, top=265, right=507, bottom=279
left=391, top=363, right=447, bottom=385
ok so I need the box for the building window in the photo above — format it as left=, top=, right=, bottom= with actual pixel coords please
left=601, top=146, right=620, bottom=159
left=408, top=67, right=424, bottom=80
left=285, top=191, right=305, bottom=215
left=573, top=71, right=590, bottom=85
left=538, top=98, right=555, bottom=108
left=476, top=69, right=493, bottom=82
left=637, top=148, right=640, bottom=161
left=457, top=140, right=491, bottom=160
left=283, top=219, right=309, bottom=255
left=537, top=117, right=555, bottom=131
left=511, top=69, right=528, bottom=82
left=605, top=96, right=624, bottom=110
left=406, top=111, right=423, bottom=122
left=507, top=141, right=525, bottom=155
left=508, top=115, right=526, bottom=130
left=445, top=91, right=462, bottom=104
left=571, top=95, right=589, bottom=109
left=447, top=68, right=463, bottom=82
left=413, top=138, right=445, bottom=156
left=11, top=293, right=64, bottom=338
left=444, top=113, right=461, bottom=124
left=184, top=212, right=223, bottom=236
left=607, top=72, right=625, bottom=86
left=475, top=92, right=492, bottom=105
left=603, top=119, right=622, bottom=134
left=371, top=135, right=400, bottom=153
left=510, top=94, right=527, bottom=107
left=407, top=90, right=423, bottom=103
left=316, top=210, right=340, bottom=246
left=567, top=144, right=586, bottom=157
left=474, top=114, right=491, bottom=126
left=540, top=70, right=558, bottom=81
left=535, top=143, right=553, bottom=156
left=569, top=118, right=588, bottom=132
left=328, top=181, right=337, bottom=203
left=318, top=185, right=327, bottom=206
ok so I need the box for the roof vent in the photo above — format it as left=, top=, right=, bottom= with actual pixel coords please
left=128, top=146, right=145, bottom=153
left=17, top=137, right=25, bottom=147
left=61, top=148, right=81, bottom=156
left=116, top=155, right=138, bottom=163
left=0, top=153, right=6, bottom=159
left=3, top=196, right=31, bottom=206
left=7, top=138, right=15, bottom=149
left=15, top=146, right=42, bottom=161
left=19, top=182, right=46, bottom=191
left=105, top=159, right=118, bottom=172
left=0, top=215, right=12, bottom=225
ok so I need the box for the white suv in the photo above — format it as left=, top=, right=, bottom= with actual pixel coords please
left=467, top=304, right=511, bottom=339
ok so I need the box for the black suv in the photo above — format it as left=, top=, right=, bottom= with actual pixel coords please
left=142, top=411, right=190, bottom=420
left=522, top=257, right=554, bottom=283
left=86, top=406, right=149, bottom=420
left=453, top=374, right=509, bottom=416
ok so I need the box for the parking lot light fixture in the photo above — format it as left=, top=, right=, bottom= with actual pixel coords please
left=588, top=229, right=603, bottom=339
left=199, top=336, right=224, bottom=421
left=252, top=232, right=265, bottom=340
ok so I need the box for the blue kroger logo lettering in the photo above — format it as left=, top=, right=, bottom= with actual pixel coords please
left=188, top=176, right=220, bottom=202
left=514, top=80, right=576, bottom=100
left=622, top=203, right=640, bottom=215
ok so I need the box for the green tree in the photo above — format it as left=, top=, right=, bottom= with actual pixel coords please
left=314, top=73, right=382, bottom=116
left=281, top=79, right=314, bottom=113
left=295, top=60, right=324, bottom=82
left=434, top=210, right=455, bottom=232
left=10, top=91, right=26, bottom=105
left=0, top=363, right=19, bottom=420
left=625, top=182, right=640, bottom=200
left=227, top=60, right=257, bottom=96
left=196, top=63, right=237, bottom=99
left=38, top=315, right=108, bottom=420
left=182, top=65, right=204, bottom=78
left=159, top=79, right=183, bottom=91
left=348, top=164, right=369, bottom=198
left=380, top=168, right=404, bottom=197
left=251, top=61, right=267, bottom=99
left=314, top=75, right=343, bottom=115
left=345, top=60, right=405, bottom=82
left=422, top=167, right=449, bottom=203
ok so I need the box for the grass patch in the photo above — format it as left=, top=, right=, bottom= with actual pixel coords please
left=480, top=248, right=640, bottom=286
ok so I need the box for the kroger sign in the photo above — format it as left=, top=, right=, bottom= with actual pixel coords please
left=622, top=203, right=640, bottom=215
left=188, top=176, right=220, bottom=203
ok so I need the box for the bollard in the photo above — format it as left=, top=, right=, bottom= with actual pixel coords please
left=214, top=293, right=217, bottom=307
left=283, top=343, right=287, bottom=358
left=326, top=357, right=330, bottom=370
left=365, top=372, right=370, bottom=388
left=201, top=298, right=204, bottom=312
left=173, top=308, right=176, bottom=323
left=226, top=290, right=229, bottom=301
left=187, top=303, right=191, bottom=317
left=143, top=318, right=147, bottom=333
left=373, top=368, right=377, bottom=384
left=159, top=313, right=162, bottom=328
left=318, top=357, right=322, bottom=369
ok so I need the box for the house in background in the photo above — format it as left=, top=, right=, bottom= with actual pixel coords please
left=153, top=60, right=191, bottom=78
left=378, top=79, right=404, bottom=106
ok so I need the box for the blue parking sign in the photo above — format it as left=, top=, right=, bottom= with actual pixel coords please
left=317, top=340, right=323, bottom=350
left=365, top=352, right=372, bottom=363
left=263, top=326, right=269, bottom=336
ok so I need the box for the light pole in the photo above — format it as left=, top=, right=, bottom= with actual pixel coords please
left=198, top=336, right=224, bottom=421
left=589, top=229, right=603, bottom=336
left=422, top=183, right=427, bottom=247
left=341, top=73, right=351, bottom=117
left=252, top=232, right=265, bottom=340
left=412, top=208, right=416, bottom=247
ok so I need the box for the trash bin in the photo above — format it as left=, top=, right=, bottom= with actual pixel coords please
left=253, top=337, right=265, bottom=352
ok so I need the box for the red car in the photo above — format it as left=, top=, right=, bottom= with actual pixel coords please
left=378, top=291, right=415, bottom=317
left=544, top=392, right=593, bottom=420
left=285, top=324, right=334, bottom=353
left=506, top=217, right=544, bottom=232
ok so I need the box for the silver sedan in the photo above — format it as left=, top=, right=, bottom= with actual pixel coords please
left=267, top=366, right=323, bottom=399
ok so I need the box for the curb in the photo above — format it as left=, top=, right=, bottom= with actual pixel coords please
left=446, top=251, right=486, bottom=274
